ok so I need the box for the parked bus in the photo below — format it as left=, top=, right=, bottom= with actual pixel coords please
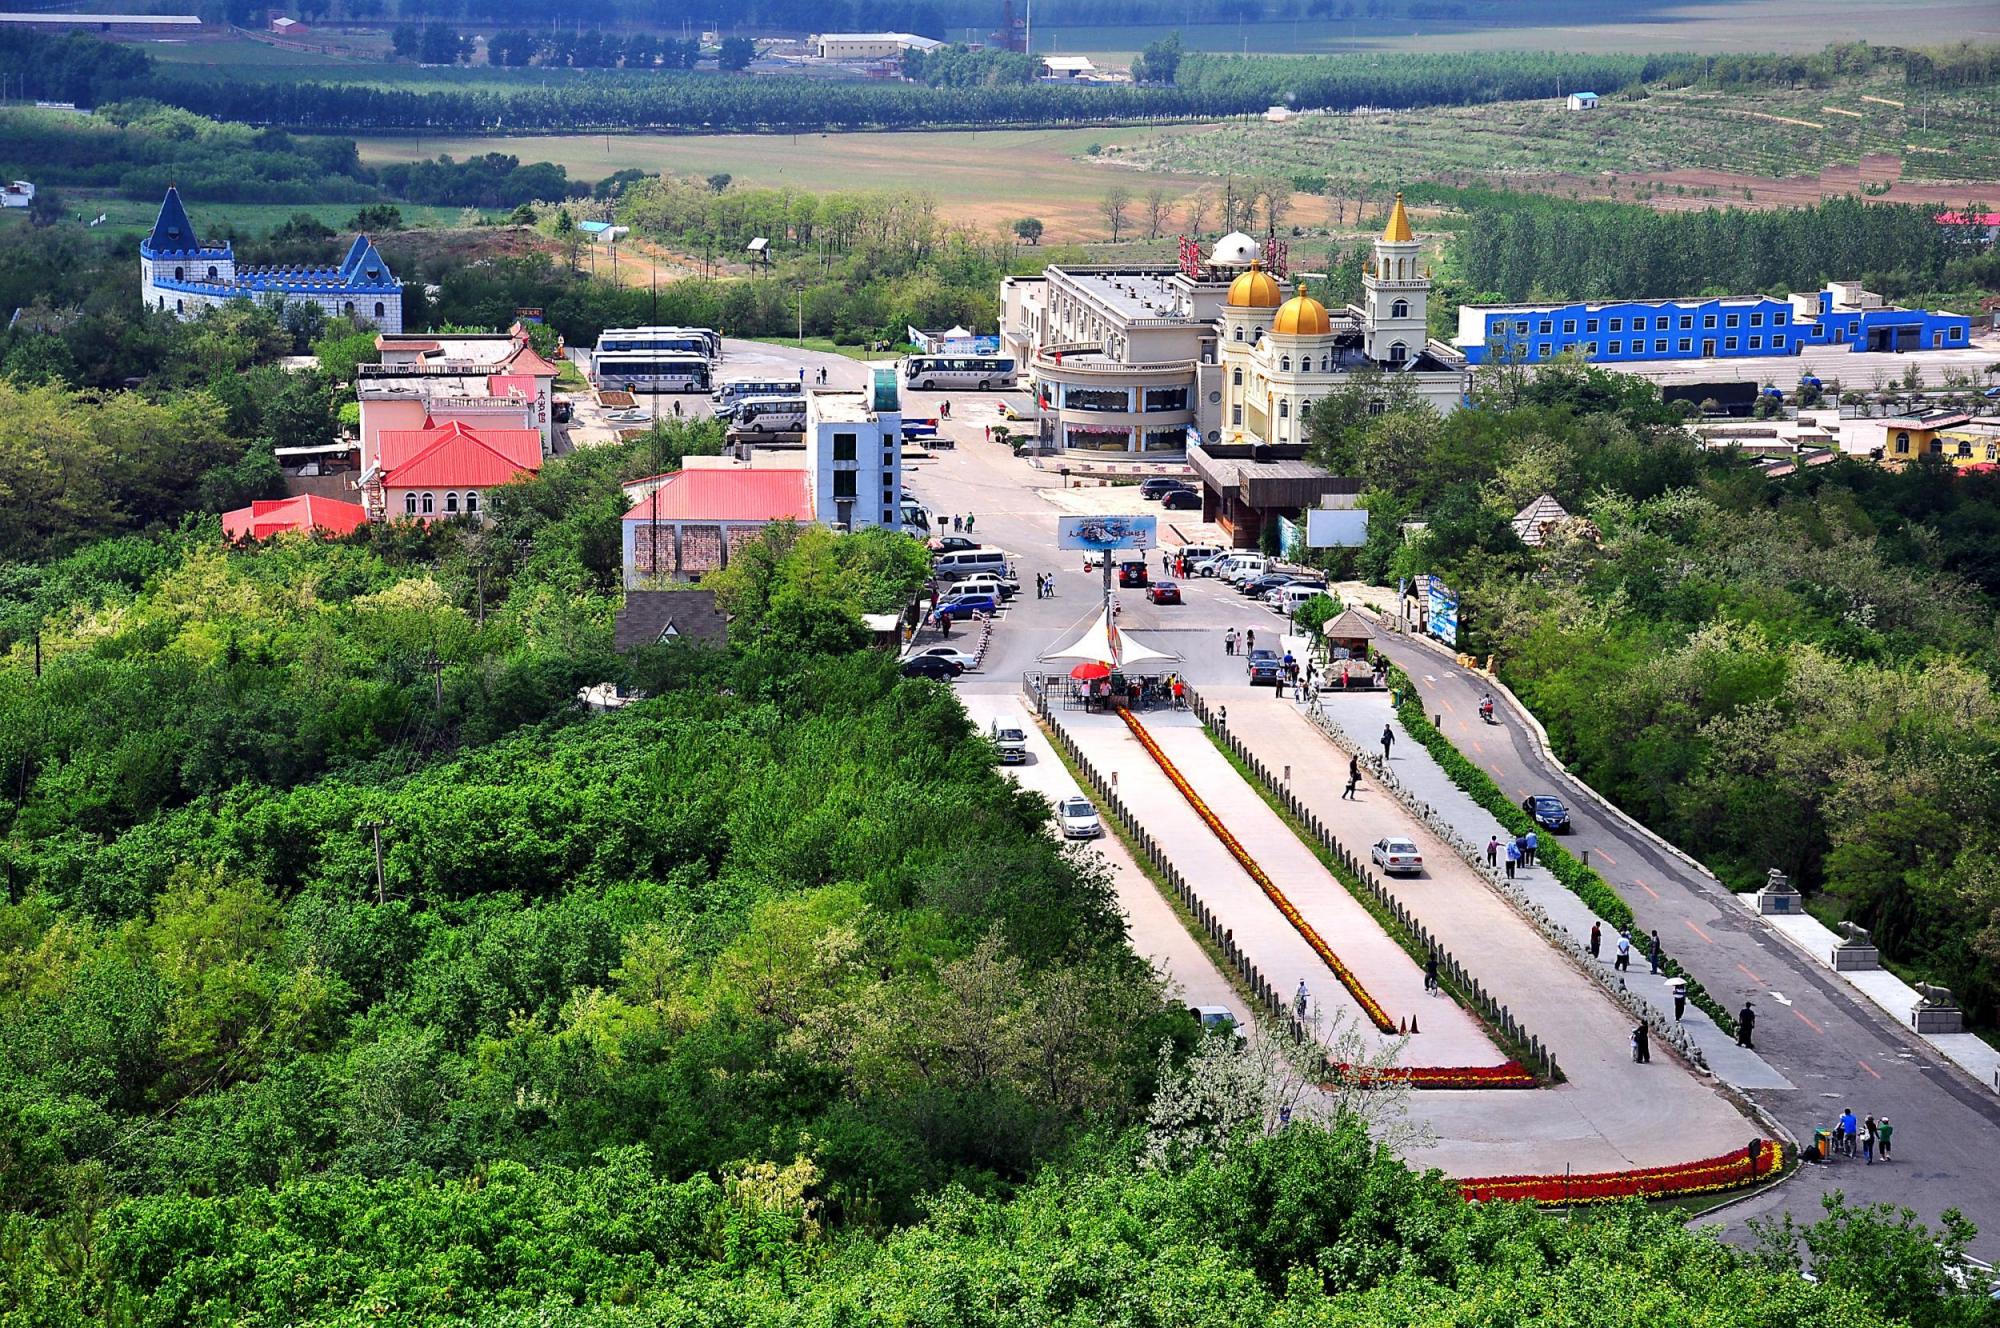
left=723, top=396, right=808, bottom=433
left=713, top=379, right=804, bottom=410
left=594, top=326, right=720, bottom=361
left=593, top=352, right=712, bottom=394
left=901, top=354, right=1017, bottom=390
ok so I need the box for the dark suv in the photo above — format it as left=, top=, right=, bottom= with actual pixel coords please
left=1140, top=477, right=1195, bottom=501
left=1245, top=648, right=1282, bottom=685
left=1116, top=561, right=1150, bottom=588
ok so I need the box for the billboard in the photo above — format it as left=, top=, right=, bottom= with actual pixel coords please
left=1306, top=506, right=1369, bottom=548
left=1057, top=514, right=1157, bottom=551
left=1426, top=578, right=1459, bottom=647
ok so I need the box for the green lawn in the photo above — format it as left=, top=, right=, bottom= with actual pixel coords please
left=18, top=191, right=489, bottom=241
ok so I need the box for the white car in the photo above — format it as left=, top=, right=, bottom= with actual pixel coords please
left=1057, top=795, right=1103, bottom=840
left=1189, top=1005, right=1249, bottom=1041
left=905, top=645, right=978, bottom=672
left=1370, top=837, right=1424, bottom=876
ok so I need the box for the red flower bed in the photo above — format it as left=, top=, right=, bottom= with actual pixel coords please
left=1330, top=1061, right=1540, bottom=1090
left=1119, top=710, right=1398, bottom=1033
left=1459, top=1141, right=1784, bottom=1204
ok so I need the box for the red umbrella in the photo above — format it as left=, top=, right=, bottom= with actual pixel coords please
left=1070, top=662, right=1112, bottom=680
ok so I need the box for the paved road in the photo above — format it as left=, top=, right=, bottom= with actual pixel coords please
left=1375, top=629, right=2000, bottom=1256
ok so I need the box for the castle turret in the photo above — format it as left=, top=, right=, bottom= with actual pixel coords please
left=1363, top=192, right=1428, bottom=365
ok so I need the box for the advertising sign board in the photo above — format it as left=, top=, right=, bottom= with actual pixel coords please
left=1426, top=578, right=1459, bottom=647
left=1056, top=514, right=1157, bottom=551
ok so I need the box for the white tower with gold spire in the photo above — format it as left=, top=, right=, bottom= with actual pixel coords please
left=1363, top=192, right=1429, bottom=365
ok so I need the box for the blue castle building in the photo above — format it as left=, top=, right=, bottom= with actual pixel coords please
left=139, top=187, right=403, bottom=332
left=1455, top=281, right=1968, bottom=367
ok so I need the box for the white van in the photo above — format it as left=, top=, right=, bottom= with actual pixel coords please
left=727, top=397, right=808, bottom=433
left=715, top=379, right=803, bottom=409
left=952, top=570, right=1019, bottom=600
left=933, top=546, right=1010, bottom=577
left=1174, top=544, right=1222, bottom=567
left=1219, top=554, right=1270, bottom=584
left=1272, top=584, right=1333, bottom=615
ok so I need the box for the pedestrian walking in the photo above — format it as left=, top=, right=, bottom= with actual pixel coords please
left=1671, top=979, right=1687, bottom=1022
left=1863, top=1115, right=1877, bottom=1164
left=1737, top=1001, right=1757, bottom=1048
left=1523, top=829, right=1538, bottom=868
left=1648, top=929, right=1662, bottom=976
left=1615, top=930, right=1632, bottom=972
left=1424, top=951, right=1439, bottom=995
left=1505, top=840, right=1519, bottom=880
left=964, top=513, right=974, bottom=532
left=1245, top=629, right=1256, bottom=653
left=1294, top=980, right=1309, bottom=1019
left=1380, top=724, right=1394, bottom=763
left=1839, top=1108, right=1857, bottom=1158
left=1486, top=835, right=1499, bottom=868
left=940, top=399, right=951, bottom=419
left=952, top=513, right=962, bottom=532
left=1589, top=920, right=1602, bottom=960
left=1633, top=1020, right=1650, bottom=1064
left=673, top=399, right=683, bottom=417
left=1877, top=1117, right=1892, bottom=1162
left=1171, top=676, right=1186, bottom=710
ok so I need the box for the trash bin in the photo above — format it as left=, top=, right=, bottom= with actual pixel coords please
left=1813, top=1128, right=1832, bottom=1161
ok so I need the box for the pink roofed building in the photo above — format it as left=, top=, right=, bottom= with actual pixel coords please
left=621, top=467, right=814, bottom=585
left=222, top=494, right=369, bottom=542
left=360, top=420, right=543, bottom=522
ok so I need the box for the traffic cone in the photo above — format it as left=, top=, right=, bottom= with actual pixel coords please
left=1411, top=1015, right=1420, bottom=1034
left=1399, top=1017, right=1407, bottom=1035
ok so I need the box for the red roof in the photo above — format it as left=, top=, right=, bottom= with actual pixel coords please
left=222, top=495, right=369, bottom=541
left=385, top=425, right=542, bottom=492
left=375, top=336, right=442, bottom=352
left=620, top=468, right=812, bottom=523
left=378, top=419, right=542, bottom=474
left=486, top=373, right=537, bottom=400
left=1936, top=211, right=2000, bottom=227
left=502, top=344, right=562, bottom=376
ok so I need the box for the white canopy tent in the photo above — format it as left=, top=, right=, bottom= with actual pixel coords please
left=1039, top=607, right=1178, bottom=670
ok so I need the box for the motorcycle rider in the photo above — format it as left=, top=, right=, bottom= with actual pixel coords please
left=1479, top=694, right=1495, bottom=723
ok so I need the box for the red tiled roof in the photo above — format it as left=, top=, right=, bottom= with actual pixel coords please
left=378, top=419, right=542, bottom=473
left=222, top=495, right=369, bottom=541
left=486, top=373, right=537, bottom=400
left=620, top=468, right=812, bottom=523
left=502, top=344, right=562, bottom=376
left=386, top=426, right=542, bottom=491
left=376, top=336, right=442, bottom=352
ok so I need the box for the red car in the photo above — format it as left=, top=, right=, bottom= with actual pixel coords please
left=1148, top=581, right=1182, bottom=605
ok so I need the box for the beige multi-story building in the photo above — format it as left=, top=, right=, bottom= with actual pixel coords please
left=999, top=197, right=1466, bottom=462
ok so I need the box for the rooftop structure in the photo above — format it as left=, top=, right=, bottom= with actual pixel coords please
left=810, top=31, right=942, bottom=59
left=614, top=590, right=728, bottom=652
left=622, top=468, right=814, bottom=585
left=221, top=495, right=368, bottom=542
left=360, top=420, right=542, bottom=523
left=0, top=10, right=198, bottom=29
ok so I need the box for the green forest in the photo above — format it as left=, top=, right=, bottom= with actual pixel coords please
left=1305, top=363, right=2000, bottom=1026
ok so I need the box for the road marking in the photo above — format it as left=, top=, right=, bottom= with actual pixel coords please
left=1634, top=878, right=1659, bottom=900
left=1594, top=848, right=1617, bottom=867
left=1423, top=674, right=1438, bottom=683
left=1443, top=671, right=1457, bottom=678
left=1736, top=961, right=1766, bottom=985
left=1768, top=991, right=1791, bottom=1006
left=1471, top=740, right=1483, bottom=755
left=1683, top=918, right=1714, bottom=945
left=1795, top=1008, right=1824, bottom=1034
left=1857, top=1058, right=1882, bottom=1080
left=1442, top=698, right=1455, bottom=715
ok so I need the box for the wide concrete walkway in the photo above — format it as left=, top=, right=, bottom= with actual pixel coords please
left=1054, top=705, right=1500, bottom=1067
left=1186, top=684, right=1765, bottom=1175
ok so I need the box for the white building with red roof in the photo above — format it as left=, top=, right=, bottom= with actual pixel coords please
left=361, top=419, right=543, bottom=522
left=357, top=324, right=561, bottom=457
left=621, top=466, right=815, bottom=585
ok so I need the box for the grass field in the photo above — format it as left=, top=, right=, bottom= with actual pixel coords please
left=0, top=192, right=486, bottom=241
left=354, top=125, right=1330, bottom=243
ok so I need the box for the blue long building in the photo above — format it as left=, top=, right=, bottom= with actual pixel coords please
left=1454, top=282, right=1969, bottom=366
left=139, top=187, right=403, bottom=332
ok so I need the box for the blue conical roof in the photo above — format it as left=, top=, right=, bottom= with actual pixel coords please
left=146, top=187, right=200, bottom=253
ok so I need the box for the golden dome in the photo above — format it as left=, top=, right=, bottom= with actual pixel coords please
left=1381, top=191, right=1415, bottom=243
left=1271, top=281, right=1330, bottom=337
left=1227, top=260, right=1282, bottom=308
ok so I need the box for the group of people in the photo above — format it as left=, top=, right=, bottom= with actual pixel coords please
left=1829, top=1108, right=1893, bottom=1163
left=1486, top=829, right=1542, bottom=880
left=948, top=512, right=977, bottom=533
left=1222, top=627, right=1257, bottom=656
left=1033, top=573, right=1057, bottom=599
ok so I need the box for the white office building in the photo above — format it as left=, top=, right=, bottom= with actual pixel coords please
left=805, top=368, right=903, bottom=531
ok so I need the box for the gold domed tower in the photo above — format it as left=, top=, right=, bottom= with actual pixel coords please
left=1272, top=282, right=1331, bottom=338
left=1227, top=260, right=1282, bottom=310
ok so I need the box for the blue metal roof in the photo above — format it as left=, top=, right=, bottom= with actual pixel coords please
left=140, top=186, right=233, bottom=259
left=141, top=187, right=401, bottom=296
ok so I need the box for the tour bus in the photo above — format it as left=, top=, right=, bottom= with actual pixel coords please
left=592, top=351, right=712, bottom=395
left=723, top=396, right=808, bottom=433
left=594, top=326, right=721, bottom=362
left=714, top=379, right=805, bottom=410
left=901, top=354, right=1018, bottom=390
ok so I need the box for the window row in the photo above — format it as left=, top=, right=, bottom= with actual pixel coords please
left=1514, top=309, right=1789, bottom=337
left=403, top=490, right=481, bottom=516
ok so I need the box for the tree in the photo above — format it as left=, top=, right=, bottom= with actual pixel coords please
left=418, top=24, right=465, bottom=65
left=390, top=22, right=419, bottom=59
left=1101, top=186, right=1132, bottom=242
left=1183, top=189, right=1214, bottom=237
left=1132, top=31, right=1183, bottom=85
left=1013, top=217, right=1045, bottom=245
left=719, top=36, right=755, bottom=71
left=1143, top=186, right=1171, bottom=240
left=347, top=204, right=404, bottom=232
left=25, top=187, right=63, bottom=229
left=706, top=172, right=733, bottom=194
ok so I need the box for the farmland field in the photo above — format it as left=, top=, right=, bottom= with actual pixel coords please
left=0, top=193, right=486, bottom=241
left=355, top=125, right=1339, bottom=242
left=1114, top=67, right=2000, bottom=212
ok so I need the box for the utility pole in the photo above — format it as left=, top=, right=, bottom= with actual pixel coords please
left=364, top=820, right=386, bottom=904
left=422, top=649, right=443, bottom=711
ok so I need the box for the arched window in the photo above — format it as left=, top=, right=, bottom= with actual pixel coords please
left=374, top=302, right=386, bottom=319
left=404, top=492, right=418, bottom=515
left=174, top=299, right=183, bottom=314
left=1320, top=355, right=1330, bottom=372
left=465, top=491, right=480, bottom=514
left=420, top=492, right=435, bottom=515
left=1367, top=399, right=1386, bottom=416
left=207, top=266, right=218, bottom=280
left=1388, top=342, right=1408, bottom=364
left=1280, top=355, right=1291, bottom=371
left=343, top=301, right=356, bottom=317
left=1278, top=400, right=1290, bottom=419
left=173, top=267, right=184, bottom=281
left=445, top=492, right=460, bottom=514
left=1391, top=299, right=1409, bottom=319
left=1231, top=367, right=1242, bottom=386
left=1895, top=431, right=1910, bottom=453
left=1234, top=325, right=1244, bottom=341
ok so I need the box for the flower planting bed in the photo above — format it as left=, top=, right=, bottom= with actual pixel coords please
left=1334, top=1062, right=1540, bottom=1090
left=1459, top=1140, right=1784, bottom=1205
left=1118, top=708, right=1399, bottom=1034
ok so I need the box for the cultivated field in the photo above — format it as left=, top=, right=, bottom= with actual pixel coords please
left=0, top=194, right=485, bottom=240
left=1114, top=68, right=2000, bottom=212
left=354, top=125, right=1340, bottom=242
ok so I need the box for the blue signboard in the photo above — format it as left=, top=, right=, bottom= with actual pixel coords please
left=1057, top=514, right=1157, bottom=551
left=1426, top=579, right=1458, bottom=647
